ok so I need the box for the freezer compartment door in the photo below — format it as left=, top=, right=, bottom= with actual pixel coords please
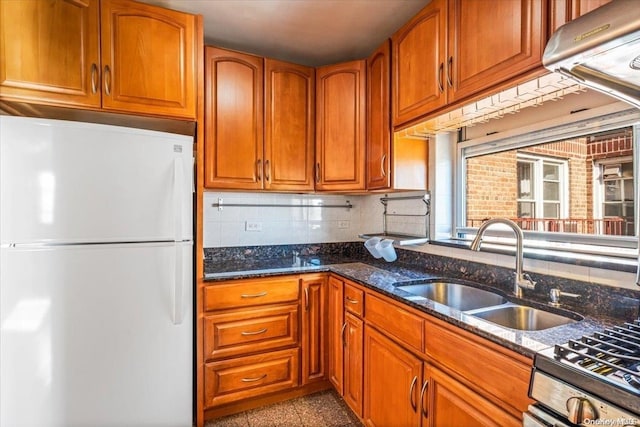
left=0, top=242, right=193, bottom=427
left=0, top=116, right=193, bottom=244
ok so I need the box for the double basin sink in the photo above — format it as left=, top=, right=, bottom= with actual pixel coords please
left=397, top=281, right=582, bottom=331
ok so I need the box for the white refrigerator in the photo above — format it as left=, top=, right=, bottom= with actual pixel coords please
left=0, top=116, right=194, bottom=427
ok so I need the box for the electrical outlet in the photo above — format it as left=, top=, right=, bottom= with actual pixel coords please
left=245, top=221, right=262, bottom=231
left=338, top=220, right=350, bottom=229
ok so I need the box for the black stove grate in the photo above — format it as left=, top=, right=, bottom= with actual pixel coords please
left=555, top=320, right=640, bottom=382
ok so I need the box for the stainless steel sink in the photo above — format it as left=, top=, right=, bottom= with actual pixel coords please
left=469, top=304, right=582, bottom=331
left=397, top=282, right=507, bottom=311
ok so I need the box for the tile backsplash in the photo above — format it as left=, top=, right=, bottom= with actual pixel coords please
left=204, top=192, right=371, bottom=247
left=202, top=191, right=429, bottom=248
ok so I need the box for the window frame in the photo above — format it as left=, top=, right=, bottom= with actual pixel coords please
left=455, top=105, right=640, bottom=255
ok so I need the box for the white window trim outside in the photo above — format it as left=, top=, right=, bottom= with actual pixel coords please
left=455, top=103, right=640, bottom=256
left=593, top=156, right=633, bottom=221
left=516, top=153, right=569, bottom=221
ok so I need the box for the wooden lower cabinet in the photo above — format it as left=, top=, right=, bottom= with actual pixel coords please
left=204, top=348, right=299, bottom=408
left=424, top=364, right=520, bottom=427
left=301, top=275, right=327, bottom=384
left=343, top=312, right=363, bottom=417
left=328, top=275, right=364, bottom=418
left=363, top=325, right=422, bottom=427
left=203, top=304, right=299, bottom=360
left=327, top=275, right=345, bottom=391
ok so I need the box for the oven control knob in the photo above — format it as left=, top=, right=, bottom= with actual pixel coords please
left=566, top=397, right=598, bottom=424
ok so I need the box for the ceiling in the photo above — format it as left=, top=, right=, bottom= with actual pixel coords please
left=137, top=0, right=430, bottom=66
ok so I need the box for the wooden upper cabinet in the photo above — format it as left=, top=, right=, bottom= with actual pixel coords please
left=100, top=0, right=197, bottom=119
left=0, top=0, right=198, bottom=119
left=265, top=59, right=315, bottom=191
left=392, top=0, right=545, bottom=127
left=549, top=0, right=612, bottom=34
left=0, top=0, right=101, bottom=108
left=204, top=47, right=264, bottom=189
left=315, top=60, right=366, bottom=191
left=366, top=40, right=392, bottom=190
left=392, top=0, right=447, bottom=127
left=448, top=0, right=546, bottom=103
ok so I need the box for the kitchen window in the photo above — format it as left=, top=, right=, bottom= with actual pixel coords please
left=456, top=107, right=640, bottom=259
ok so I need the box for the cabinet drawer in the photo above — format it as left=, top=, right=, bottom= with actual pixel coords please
left=365, top=293, right=423, bottom=352
left=344, top=283, right=364, bottom=317
left=204, top=277, right=299, bottom=311
left=204, top=304, right=299, bottom=360
left=424, top=317, right=533, bottom=415
left=204, top=348, right=299, bottom=408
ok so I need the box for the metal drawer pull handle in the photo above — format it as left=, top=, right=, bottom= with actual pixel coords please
left=409, top=376, right=418, bottom=411
left=240, top=291, right=267, bottom=298
left=341, top=322, right=347, bottom=347
left=381, top=154, right=387, bottom=177
left=90, top=63, right=98, bottom=94
left=420, top=380, right=429, bottom=417
left=241, top=328, right=268, bottom=336
left=447, top=56, right=453, bottom=88
left=304, top=287, right=309, bottom=310
left=345, top=296, right=359, bottom=304
left=104, top=65, right=111, bottom=96
left=437, top=63, right=444, bottom=93
left=241, top=374, right=267, bottom=383
left=257, top=159, right=262, bottom=181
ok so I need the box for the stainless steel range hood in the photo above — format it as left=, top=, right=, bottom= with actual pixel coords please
left=543, top=0, right=640, bottom=108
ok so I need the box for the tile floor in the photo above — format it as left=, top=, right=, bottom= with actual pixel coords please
left=204, top=390, right=363, bottom=427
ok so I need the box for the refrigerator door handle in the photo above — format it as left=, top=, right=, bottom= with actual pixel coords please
left=172, top=157, right=185, bottom=325
left=172, top=243, right=184, bottom=325
left=173, top=157, right=184, bottom=243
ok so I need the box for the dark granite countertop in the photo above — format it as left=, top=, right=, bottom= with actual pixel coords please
left=204, top=255, right=615, bottom=359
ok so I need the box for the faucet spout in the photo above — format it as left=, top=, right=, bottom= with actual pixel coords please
left=470, top=218, right=536, bottom=298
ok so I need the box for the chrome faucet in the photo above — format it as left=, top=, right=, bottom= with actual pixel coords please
left=470, top=218, right=536, bottom=298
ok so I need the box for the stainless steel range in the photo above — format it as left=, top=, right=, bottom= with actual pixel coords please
left=525, top=320, right=640, bottom=426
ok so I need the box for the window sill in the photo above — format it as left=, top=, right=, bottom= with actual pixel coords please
left=430, top=238, right=637, bottom=273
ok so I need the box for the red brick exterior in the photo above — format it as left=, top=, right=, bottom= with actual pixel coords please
left=465, top=128, right=633, bottom=234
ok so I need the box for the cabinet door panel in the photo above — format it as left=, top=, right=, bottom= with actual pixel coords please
left=0, top=0, right=101, bottom=107
left=316, top=60, right=366, bottom=191
left=327, top=276, right=344, bottom=392
left=367, top=40, right=392, bottom=190
left=204, top=47, right=264, bottom=189
left=265, top=59, right=315, bottom=191
left=364, top=326, right=421, bottom=427
left=392, top=0, right=446, bottom=127
left=344, top=312, right=363, bottom=417
left=101, top=0, right=197, bottom=118
left=301, top=275, right=327, bottom=384
left=426, top=364, right=520, bottom=427
left=448, top=0, right=545, bottom=102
